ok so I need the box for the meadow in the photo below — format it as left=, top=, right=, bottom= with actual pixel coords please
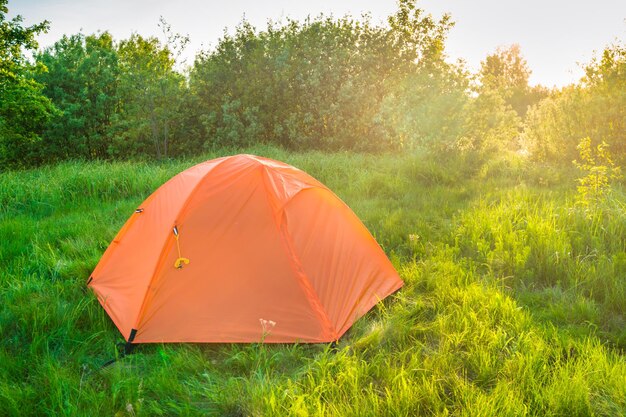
left=0, top=146, right=624, bottom=416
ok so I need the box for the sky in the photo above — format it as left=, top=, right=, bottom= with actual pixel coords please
left=8, top=0, right=626, bottom=87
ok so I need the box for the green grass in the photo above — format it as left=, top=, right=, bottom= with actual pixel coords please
left=1, top=146, right=625, bottom=416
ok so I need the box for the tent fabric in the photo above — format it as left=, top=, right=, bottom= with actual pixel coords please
left=88, top=154, right=403, bottom=343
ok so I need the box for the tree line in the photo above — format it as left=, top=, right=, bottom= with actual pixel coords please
left=1, top=0, right=624, bottom=170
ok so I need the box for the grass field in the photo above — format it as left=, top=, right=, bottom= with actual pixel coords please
left=1, top=146, right=625, bottom=416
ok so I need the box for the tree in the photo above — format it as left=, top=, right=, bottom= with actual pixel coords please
left=480, top=45, right=529, bottom=92
left=387, top=0, right=453, bottom=68
left=189, top=0, right=457, bottom=151
left=379, top=59, right=470, bottom=151
left=458, top=88, right=521, bottom=156
left=114, top=31, right=187, bottom=158
left=36, top=32, right=120, bottom=160
left=523, top=40, right=626, bottom=163
left=583, top=41, right=626, bottom=158
left=0, top=0, right=55, bottom=169
left=479, top=44, right=547, bottom=118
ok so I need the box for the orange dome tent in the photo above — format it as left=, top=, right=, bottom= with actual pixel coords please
left=88, top=154, right=403, bottom=344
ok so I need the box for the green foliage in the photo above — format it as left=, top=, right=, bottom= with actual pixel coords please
left=1, top=149, right=625, bottom=415
left=524, top=41, right=626, bottom=164
left=0, top=75, right=56, bottom=168
left=34, top=29, right=189, bottom=162
left=450, top=45, right=548, bottom=159
left=114, top=31, right=187, bottom=159
left=1, top=0, right=625, bottom=171
left=189, top=0, right=457, bottom=152
left=35, top=32, right=121, bottom=160
left=3, top=0, right=466, bottom=165
left=458, top=88, right=522, bottom=156
left=479, top=44, right=548, bottom=118
left=573, top=137, right=622, bottom=207
left=0, top=0, right=55, bottom=169
left=207, top=99, right=262, bottom=148
left=379, top=59, right=470, bottom=151
left=481, top=44, right=530, bottom=91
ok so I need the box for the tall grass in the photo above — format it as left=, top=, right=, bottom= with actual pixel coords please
left=0, top=147, right=624, bottom=416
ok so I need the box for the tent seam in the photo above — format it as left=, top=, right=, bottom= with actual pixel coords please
left=261, top=166, right=338, bottom=341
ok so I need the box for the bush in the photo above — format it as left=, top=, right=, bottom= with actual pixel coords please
left=523, top=41, right=626, bottom=164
